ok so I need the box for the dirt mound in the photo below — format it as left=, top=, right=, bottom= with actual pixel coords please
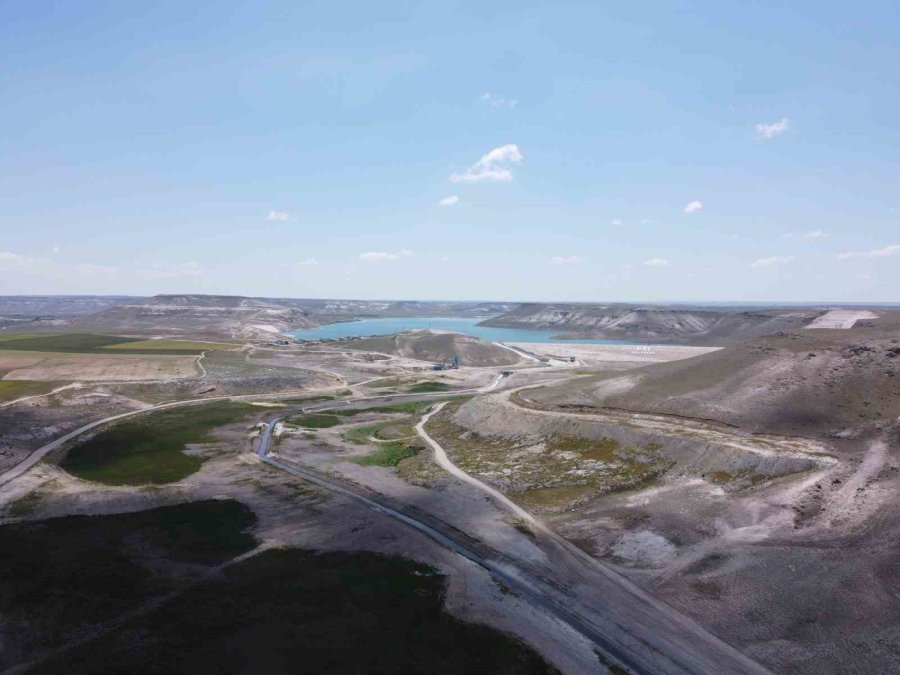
left=338, top=330, right=521, bottom=367
left=528, top=331, right=900, bottom=441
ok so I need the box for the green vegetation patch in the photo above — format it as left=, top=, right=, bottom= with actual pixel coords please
left=0, top=500, right=257, bottom=670
left=35, top=549, right=555, bottom=674
left=424, top=402, right=672, bottom=511
left=102, top=339, right=235, bottom=352
left=351, top=441, right=423, bottom=467
left=407, top=380, right=452, bottom=393
left=61, top=402, right=259, bottom=485
left=287, top=413, right=342, bottom=428
left=0, top=333, right=215, bottom=355
left=0, top=380, right=60, bottom=402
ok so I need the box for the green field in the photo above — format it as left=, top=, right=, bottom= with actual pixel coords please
left=0, top=500, right=257, bottom=671
left=408, top=381, right=453, bottom=393
left=0, top=380, right=59, bottom=402
left=0, top=333, right=216, bottom=355
left=351, top=441, right=422, bottom=467
left=61, top=402, right=259, bottom=485
left=33, top=548, right=555, bottom=674
left=103, top=339, right=235, bottom=352
left=286, top=413, right=342, bottom=428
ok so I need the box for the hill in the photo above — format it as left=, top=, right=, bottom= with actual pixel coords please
left=335, top=329, right=521, bottom=367
left=526, top=316, right=900, bottom=441
left=480, top=303, right=824, bottom=344
left=66, top=295, right=317, bottom=339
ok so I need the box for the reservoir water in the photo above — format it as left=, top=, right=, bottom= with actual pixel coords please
left=288, top=317, right=635, bottom=345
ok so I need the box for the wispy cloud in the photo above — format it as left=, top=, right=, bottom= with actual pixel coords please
left=756, top=118, right=790, bottom=139
left=837, top=244, right=900, bottom=260
left=610, top=218, right=622, bottom=226
left=750, top=255, right=794, bottom=268
left=450, top=144, right=523, bottom=183
left=548, top=255, right=582, bottom=265
left=644, top=258, right=669, bottom=267
left=782, top=230, right=826, bottom=241
left=479, top=92, right=518, bottom=109
left=266, top=210, right=291, bottom=222
left=438, top=195, right=459, bottom=207
left=359, top=250, right=413, bottom=263
left=296, top=258, right=318, bottom=267
left=683, top=200, right=703, bottom=214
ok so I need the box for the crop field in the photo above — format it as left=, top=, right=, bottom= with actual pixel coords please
left=0, top=380, right=60, bottom=402
left=287, top=413, right=342, bottom=428
left=34, top=548, right=555, bottom=674
left=102, top=339, right=236, bottom=352
left=0, top=500, right=257, bottom=671
left=0, top=351, right=199, bottom=381
left=60, top=402, right=260, bottom=485
left=0, top=333, right=224, bottom=355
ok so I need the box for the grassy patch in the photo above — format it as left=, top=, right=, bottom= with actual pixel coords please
left=0, top=380, right=60, bottom=402
left=351, top=441, right=423, bottom=467
left=0, top=500, right=257, bottom=670
left=0, top=333, right=222, bottom=355
left=287, top=413, right=341, bottom=428
left=407, top=381, right=452, bottom=393
left=61, top=402, right=259, bottom=485
left=36, top=549, right=555, bottom=674
left=103, top=339, right=235, bottom=352
left=424, top=402, right=672, bottom=512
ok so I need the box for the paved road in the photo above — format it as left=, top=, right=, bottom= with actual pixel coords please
left=255, top=410, right=646, bottom=674
left=0, top=373, right=503, bottom=490
left=415, top=402, right=771, bottom=675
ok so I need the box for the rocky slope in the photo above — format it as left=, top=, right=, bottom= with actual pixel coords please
left=66, top=295, right=318, bottom=339
left=335, top=329, right=521, bottom=367
left=481, top=303, right=820, bottom=344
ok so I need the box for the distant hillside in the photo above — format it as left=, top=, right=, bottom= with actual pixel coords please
left=274, top=299, right=516, bottom=320
left=481, top=303, right=821, bottom=344
left=0, top=295, right=138, bottom=317
left=527, top=321, right=900, bottom=441
left=336, top=329, right=521, bottom=367
left=66, top=294, right=317, bottom=339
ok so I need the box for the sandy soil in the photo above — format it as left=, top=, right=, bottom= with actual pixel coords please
left=805, top=309, right=879, bottom=329
left=506, top=342, right=719, bottom=366
left=2, top=351, right=198, bottom=382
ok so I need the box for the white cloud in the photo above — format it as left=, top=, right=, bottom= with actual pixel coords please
left=296, top=258, right=318, bottom=267
left=644, top=258, right=669, bottom=267
left=611, top=218, right=622, bottom=226
left=359, top=250, right=413, bottom=263
left=639, top=218, right=657, bottom=225
left=750, top=255, right=794, bottom=268
left=266, top=210, right=291, bottom=222
left=441, top=256, right=451, bottom=262
left=438, top=195, right=460, bottom=207
left=479, top=92, right=518, bottom=109
left=838, top=244, right=900, bottom=260
left=450, top=144, right=523, bottom=183
left=52, top=246, right=60, bottom=254
left=782, top=230, right=826, bottom=241
left=756, top=118, right=790, bottom=139
left=548, top=256, right=582, bottom=265
left=683, top=200, right=703, bottom=214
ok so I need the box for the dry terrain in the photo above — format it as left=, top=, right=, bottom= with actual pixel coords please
left=2, top=301, right=899, bottom=674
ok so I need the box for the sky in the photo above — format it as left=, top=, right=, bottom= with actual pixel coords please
left=1, top=1, right=899, bottom=302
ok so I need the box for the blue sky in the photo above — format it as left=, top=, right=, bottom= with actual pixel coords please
left=1, top=1, right=898, bottom=302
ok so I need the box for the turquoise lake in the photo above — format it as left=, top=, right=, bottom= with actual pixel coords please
left=288, top=317, right=634, bottom=345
